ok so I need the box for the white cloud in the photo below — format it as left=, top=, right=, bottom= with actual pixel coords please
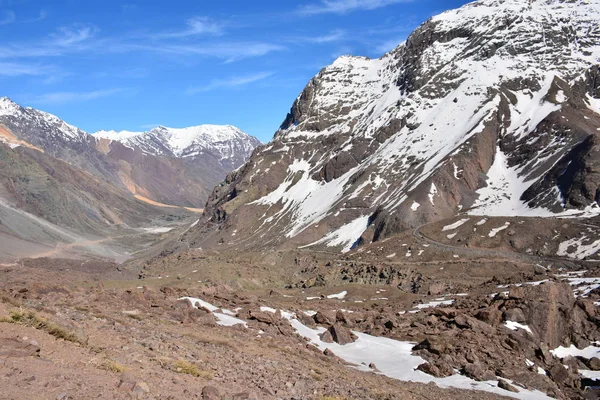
left=305, top=29, right=346, bottom=43
left=186, top=72, right=273, bottom=94
left=155, top=16, right=225, bottom=38
left=143, top=42, right=285, bottom=62
left=31, top=88, right=126, bottom=105
left=299, top=0, right=412, bottom=15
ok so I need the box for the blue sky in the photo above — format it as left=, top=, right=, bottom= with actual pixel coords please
left=0, top=0, right=471, bottom=142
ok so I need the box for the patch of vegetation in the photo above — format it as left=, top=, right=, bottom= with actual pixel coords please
left=173, top=360, right=213, bottom=379
left=1, top=310, right=86, bottom=345
left=99, top=360, right=126, bottom=373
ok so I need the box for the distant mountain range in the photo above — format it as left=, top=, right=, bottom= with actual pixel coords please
left=0, top=97, right=261, bottom=259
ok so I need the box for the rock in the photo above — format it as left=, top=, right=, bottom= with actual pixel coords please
left=201, top=385, right=221, bottom=400
left=0, top=337, right=40, bottom=358
left=498, top=379, right=519, bottom=393
left=549, top=363, right=569, bottom=385
left=319, top=330, right=334, bottom=343
left=503, top=308, right=526, bottom=324
left=56, top=393, right=69, bottom=400
left=314, top=311, right=336, bottom=325
left=133, top=382, right=150, bottom=399
left=327, top=323, right=357, bottom=345
left=276, top=320, right=294, bottom=336
left=249, top=310, right=275, bottom=324
left=463, top=362, right=495, bottom=381
left=475, top=307, right=502, bottom=325
left=587, top=357, right=600, bottom=371
left=298, top=312, right=316, bottom=328
left=417, top=361, right=454, bottom=378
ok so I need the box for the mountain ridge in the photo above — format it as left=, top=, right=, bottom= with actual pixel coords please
left=0, top=96, right=261, bottom=208
left=187, top=0, right=600, bottom=254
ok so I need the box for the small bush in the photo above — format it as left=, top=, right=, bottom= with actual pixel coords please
left=173, top=360, right=213, bottom=379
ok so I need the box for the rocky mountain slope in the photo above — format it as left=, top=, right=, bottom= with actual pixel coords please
left=0, top=98, right=260, bottom=208
left=194, top=0, right=600, bottom=253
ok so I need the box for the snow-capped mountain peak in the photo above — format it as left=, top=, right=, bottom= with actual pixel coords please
left=198, top=0, right=600, bottom=253
left=94, top=124, right=262, bottom=163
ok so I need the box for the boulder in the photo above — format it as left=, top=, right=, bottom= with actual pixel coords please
left=503, top=308, right=526, bottom=324
left=328, top=323, right=357, bottom=345
left=498, top=379, right=519, bottom=393
left=463, top=362, right=495, bottom=381
left=587, top=357, right=600, bottom=371
left=201, top=386, right=221, bottom=400
left=314, top=311, right=336, bottom=325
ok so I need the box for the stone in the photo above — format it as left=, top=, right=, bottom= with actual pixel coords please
left=327, top=323, right=357, bottom=345
left=463, top=362, right=495, bottom=381
left=133, top=382, right=150, bottom=399
left=498, top=379, right=519, bottom=393
left=503, top=308, right=526, bottom=324
left=314, top=311, right=336, bottom=325
left=319, top=330, right=334, bottom=343
left=587, top=357, right=600, bottom=371
left=201, top=385, right=221, bottom=400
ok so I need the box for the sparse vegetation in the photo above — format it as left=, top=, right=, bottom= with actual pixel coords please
left=99, top=360, right=126, bottom=373
left=173, top=360, right=213, bottom=379
left=0, top=310, right=86, bottom=345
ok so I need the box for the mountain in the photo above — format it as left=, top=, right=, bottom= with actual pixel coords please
left=95, top=124, right=261, bottom=172
left=0, top=98, right=261, bottom=208
left=189, top=0, right=600, bottom=253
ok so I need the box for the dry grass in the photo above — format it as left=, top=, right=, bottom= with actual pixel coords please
left=0, top=310, right=86, bottom=345
left=173, top=360, right=213, bottom=379
left=99, top=360, right=126, bottom=373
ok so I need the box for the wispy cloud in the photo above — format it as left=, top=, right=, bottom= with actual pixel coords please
left=0, top=61, right=56, bottom=77
left=186, top=71, right=273, bottom=94
left=0, top=24, right=97, bottom=58
left=134, top=42, right=285, bottom=62
left=155, top=16, right=226, bottom=38
left=31, top=88, right=127, bottom=105
left=0, top=10, right=15, bottom=25
left=298, top=0, right=412, bottom=15
left=303, top=29, right=346, bottom=43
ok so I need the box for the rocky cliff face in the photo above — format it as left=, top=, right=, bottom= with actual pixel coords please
left=196, top=0, right=600, bottom=252
left=0, top=99, right=260, bottom=208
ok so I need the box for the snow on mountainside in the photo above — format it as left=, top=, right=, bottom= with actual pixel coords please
left=95, top=125, right=261, bottom=167
left=196, top=0, right=600, bottom=253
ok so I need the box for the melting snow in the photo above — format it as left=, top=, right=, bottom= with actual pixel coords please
left=550, top=344, right=600, bottom=359
left=504, top=321, right=532, bottom=334
left=327, top=291, right=348, bottom=300
left=488, top=222, right=510, bottom=238
left=442, top=218, right=470, bottom=231
left=180, top=297, right=247, bottom=327
left=414, top=299, right=454, bottom=309
left=287, top=314, right=550, bottom=399
left=557, top=236, right=600, bottom=260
